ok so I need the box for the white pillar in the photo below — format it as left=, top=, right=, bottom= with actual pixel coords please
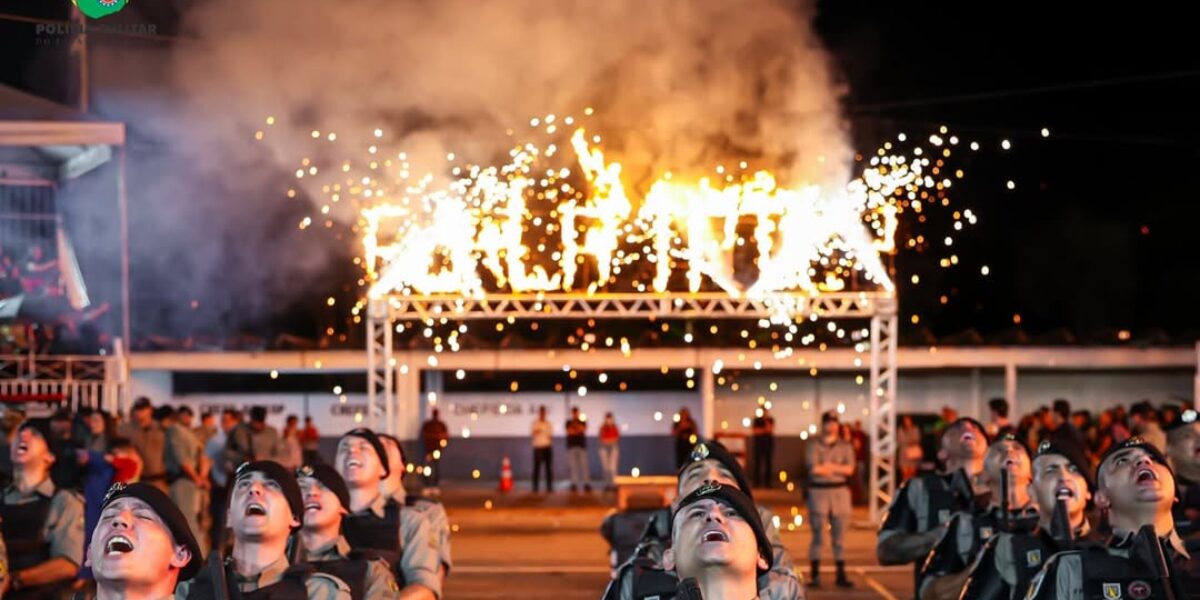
left=971, top=368, right=982, bottom=420
left=700, top=362, right=715, bottom=439
left=1005, top=362, right=1018, bottom=418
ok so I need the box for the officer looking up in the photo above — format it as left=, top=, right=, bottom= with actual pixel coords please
left=664, top=482, right=773, bottom=600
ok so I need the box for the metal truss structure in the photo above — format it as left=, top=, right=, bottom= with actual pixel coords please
left=368, top=290, right=900, bottom=523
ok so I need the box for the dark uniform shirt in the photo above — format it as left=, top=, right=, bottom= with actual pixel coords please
left=1025, top=529, right=1200, bottom=600
left=961, top=523, right=1103, bottom=600
left=919, top=504, right=1039, bottom=599
left=306, top=535, right=400, bottom=600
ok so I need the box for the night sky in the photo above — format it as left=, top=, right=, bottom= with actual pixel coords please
left=2, top=2, right=1198, bottom=346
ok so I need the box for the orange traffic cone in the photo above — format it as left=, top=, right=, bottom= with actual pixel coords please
left=499, top=456, right=514, bottom=493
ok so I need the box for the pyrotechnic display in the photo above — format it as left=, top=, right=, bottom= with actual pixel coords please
left=2, top=1, right=1198, bottom=599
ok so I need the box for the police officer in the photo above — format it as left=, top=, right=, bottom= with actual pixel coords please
left=297, top=463, right=400, bottom=599
left=806, top=411, right=855, bottom=588
left=877, top=418, right=990, bottom=597
left=663, top=482, right=774, bottom=600
left=1025, top=437, right=1200, bottom=600
left=177, top=460, right=352, bottom=599
left=960, top=441, right=1101, bottom=600
left=161, top=405, right=206, bottom=545
left=603, top=440, right=802, bottom=600
left=1165, top=409, right=1200, bottom=537
left=86, top=482, right=202, bottom=598
left=1, top=418, right=85, bottom=598
left=337, top=429, right=441, bottom=600
left=919, top=435, right=1039, bottom=600
left=378, top=434, right=453, bottom=581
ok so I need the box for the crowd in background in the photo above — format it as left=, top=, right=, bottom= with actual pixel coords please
left=0, top=242, right=110, bottom=354
left=0, top=397, right=322, bottom=555
left=896, top=396, right=1192, bottom=484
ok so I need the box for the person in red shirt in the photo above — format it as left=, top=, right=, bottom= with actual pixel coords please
left=300, top=416, right=321, bottom=464
left=598, top=413, right=620, bottom=492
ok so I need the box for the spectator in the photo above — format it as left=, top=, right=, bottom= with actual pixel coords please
left=850, top=420, right=869, bottom=505
left=118, top=396, right=168, bottom=492
left=598, top=412, right=620, bottom=492
left=82, top=408, right=110, bottom=454
left=898, top=414, right=923, bottom=481
left=300, top=416, right=321, bottom=464
left=159, top=405, right=205, bottom=547
left=178, top=405, right=196, bottom=429
left=421, top=408, right=450, bottom=488
left=531, top=405, right=553, bottom=493
left=672, top=407, right=698, bottom=468
left=751, top=407, right=776, bottom=488
left=247, top=405, right=283, bottom=462
left=986, top=398, right=1014, bottom=439
left=1043, top=399, right=1088, bottom=459
left=49, top=408, right=83, bottom=491
left=194, top=411, right=218, bottom=448
left=1162, top=403, right=1183, bottom=429
left=566, top=406, right=590, bottom=493
left=1129, top=400, right=1166, bottom=452
left=280, top=414, right=303, bottom=469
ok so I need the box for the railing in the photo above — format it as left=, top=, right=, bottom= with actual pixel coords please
left=0, top=342, right=129, bottom=413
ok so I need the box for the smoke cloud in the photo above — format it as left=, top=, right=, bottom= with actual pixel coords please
left=90, top=0, right=849, bottom=340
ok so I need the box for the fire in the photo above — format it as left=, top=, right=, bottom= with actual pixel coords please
left=279, top=112, right=947, bottom=313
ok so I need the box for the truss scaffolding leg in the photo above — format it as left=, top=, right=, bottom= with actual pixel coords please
left=367, top=299, right=393, bottom=432
left=700, top=363, right=715, bottom=439
left=868, top=302, right=899, bottom=525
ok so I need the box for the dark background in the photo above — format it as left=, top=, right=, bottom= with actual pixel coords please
left=2, top=1, right=1198, bottom=347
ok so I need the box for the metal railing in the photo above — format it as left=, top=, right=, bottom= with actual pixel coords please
left=0, top=341, right=129, bottom=413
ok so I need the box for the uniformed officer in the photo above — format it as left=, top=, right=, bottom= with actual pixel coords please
left=86, top=482, right=202, bottom=598
left=877, top=418, right=990, bottom=598
left=1165, top=409, right=1200, bottom=538
left=337, top=428, right=441, bottom=600
left=960, top=441, right=1101, bottom=600
left=1025, top=437, right=1200, bottom=600
left=160, top=405, right=206, bottom=546
left=297, top=463, right=400, bottom=599
left=1, top=418, right=85, bottom=599
left=378, top=434, right=453, bottom=580
left=663, top=482, right=773, bottom=600
left=603, top=440, right=803, bottom=600
left=177, top=460, right=352, bottom=599
left=806, top=410, right=856, bottom=588
left=919, top=435, right=1039, bottom=600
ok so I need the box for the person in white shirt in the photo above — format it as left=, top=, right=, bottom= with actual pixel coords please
left=531, top=406, right=554, bottom=493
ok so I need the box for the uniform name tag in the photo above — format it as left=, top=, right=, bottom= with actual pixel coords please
left=1103, top=582, right=1122, bottom=599
left=1025, top=549, right=1040, bottom=567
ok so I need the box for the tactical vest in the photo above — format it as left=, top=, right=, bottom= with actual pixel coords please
left=343, top=499, right=406, bottom=586
left=1077, top=544, right=1185, bottom=600
left=1008, top=528, right=1102, bottom=597
left=626, top=557, right=681, bottom=600
left=0, top=492, right=73, bottom=600
left=187, top=561, right=311, bottom=600
left=1174, top=476, right=1200, bottom=537
left=310, top=554, right=371, bottom=600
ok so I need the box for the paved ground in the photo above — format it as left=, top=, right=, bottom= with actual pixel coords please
left=434, top=485, right=914, bottom=600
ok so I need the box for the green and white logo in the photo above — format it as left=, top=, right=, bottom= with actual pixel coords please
left=73, top=0, right=128, bottom=19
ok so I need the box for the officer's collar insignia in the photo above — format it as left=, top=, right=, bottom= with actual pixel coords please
left=1025, top=549, right=1040, bottom=566
left=1127, top=581, right=1151, bottom=600
left=696, top=481, right=722, bottom=496
left=297, top=465, right=314, bottom=478
left=1102, top=582, right=1122, bottom=600
left=691, top=443, right=710, bottom=461
left=103, top=482, right=127, bottom=504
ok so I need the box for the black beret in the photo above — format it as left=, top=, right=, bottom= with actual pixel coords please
left=672, top=482, right=773, bottom=574
left=1034, top=440, right=1096, bottom=492
left=18, top=418, right=60, bottom=456
left=821, top=410, right=840, bottom=424
left=101, top=482, right=203, bottom=581
left=1097, top=436, right=1172, bottom=481
left=296, top=463, right=351, bottom=511
left=1165, top=409, right=1198, bottom=434
left=340, top=428, right=391, bottom=478
left=680, top=440, right=754, bottom=501
left=235, top=461, right=304, bottom=525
